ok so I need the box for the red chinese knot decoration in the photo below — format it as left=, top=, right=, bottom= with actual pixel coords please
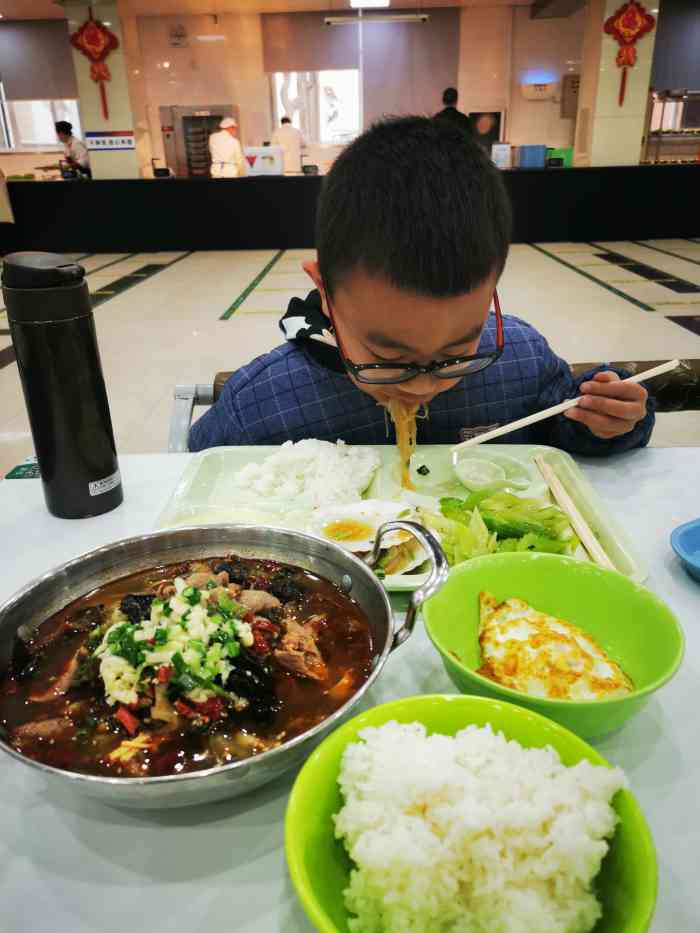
left=70, top=15, right=120, bottom=120
left=604, top=1, right=656, bottom=107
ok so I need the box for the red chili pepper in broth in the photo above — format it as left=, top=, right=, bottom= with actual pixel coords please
left=194, top=697, right=225, bottom=720
left=251, top=628, right=272, bottom=654
left=254, top=619, right=279, bottom=635
left=157, top=665, right=172, bottom=683
left=115, top=705, right=140, bottom=736
left=174, top=699, right=197, bottom=719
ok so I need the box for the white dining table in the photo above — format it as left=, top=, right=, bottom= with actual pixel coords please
left=0, top=449, right=698, bottom=933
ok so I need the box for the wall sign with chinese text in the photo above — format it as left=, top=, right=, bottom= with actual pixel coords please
left=85, top=131, right=135, bottom=152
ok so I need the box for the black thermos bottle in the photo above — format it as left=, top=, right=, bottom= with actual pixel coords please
left=2, top=252, right=123, bottom=518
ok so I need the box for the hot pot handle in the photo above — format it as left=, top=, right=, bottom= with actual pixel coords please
left=370, top=521, right=450, bottom=650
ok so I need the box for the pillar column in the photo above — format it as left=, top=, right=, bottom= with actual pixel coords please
left=574, top=0, right=660, bottom=167
left=63, top=2, right=140, bottom=179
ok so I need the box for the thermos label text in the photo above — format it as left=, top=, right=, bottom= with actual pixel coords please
left=89, top=470, right=121, bottom=497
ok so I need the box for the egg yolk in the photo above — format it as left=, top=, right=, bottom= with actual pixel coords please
left=323, top=519, right=375, bottom=543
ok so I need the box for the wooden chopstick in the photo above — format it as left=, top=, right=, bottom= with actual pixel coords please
left=533, top=455, right=616, bottom=571
left=451, top=358, right=680, bottom=453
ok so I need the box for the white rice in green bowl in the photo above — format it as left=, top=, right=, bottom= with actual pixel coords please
left=334, top=721, right=626, bottom=933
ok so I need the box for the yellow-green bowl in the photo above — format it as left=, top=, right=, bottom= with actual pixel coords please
left=285, top=694, right=657, bottom=933
left=422, top=552, right=684, bottom=739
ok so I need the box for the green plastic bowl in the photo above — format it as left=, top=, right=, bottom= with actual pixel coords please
left=423, top=552, right=684, bottom=739
left=286, top=694, right=657, bottom=933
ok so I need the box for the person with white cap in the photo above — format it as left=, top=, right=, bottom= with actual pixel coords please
left=208, top=117, right=248, bottom=178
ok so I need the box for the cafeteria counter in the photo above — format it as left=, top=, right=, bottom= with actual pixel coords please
left=1, top=163, right=697, bottom=255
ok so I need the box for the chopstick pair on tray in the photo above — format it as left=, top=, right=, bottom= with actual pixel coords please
left=450, top=359, right=681, bottom=572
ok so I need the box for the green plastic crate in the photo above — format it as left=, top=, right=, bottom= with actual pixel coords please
left=546, top=146, right=573, bottom=168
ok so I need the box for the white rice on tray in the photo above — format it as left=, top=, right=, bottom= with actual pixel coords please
left=334, top=722, right=626, bottom=933
left=231, top=440, right=380, bottom=511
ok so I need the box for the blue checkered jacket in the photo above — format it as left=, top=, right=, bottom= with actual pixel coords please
left=189, top=298, right=654, bottom=455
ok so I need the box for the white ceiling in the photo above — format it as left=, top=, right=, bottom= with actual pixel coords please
left=0, top=0, right=531, bottom=20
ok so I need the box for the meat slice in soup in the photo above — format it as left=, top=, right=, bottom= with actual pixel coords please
left=275, top=618, right=328, bottom=681
left=0, top=555, right=373, bottom=778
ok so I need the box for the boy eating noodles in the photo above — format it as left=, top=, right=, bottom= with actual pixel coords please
left=190, top=117, right=652, bottom=453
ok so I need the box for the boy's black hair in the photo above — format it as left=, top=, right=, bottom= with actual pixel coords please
left=55, top=121, right=73, bottom=135
left=281, top=116, right=291, bottom=125
left=442, top=87, right=458, bottom=106
left=316, top=116, right=512, bottom=299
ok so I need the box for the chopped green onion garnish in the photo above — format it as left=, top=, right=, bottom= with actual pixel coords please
left=218, top=592, right=234, bottom=612
left=182, top=586, right=201, bottom=606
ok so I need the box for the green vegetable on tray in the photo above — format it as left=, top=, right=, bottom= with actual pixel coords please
left=418, top=506, right=497, bottom=567
left=420, top=491, right=579, bottom=567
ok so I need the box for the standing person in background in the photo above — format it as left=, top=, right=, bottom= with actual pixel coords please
left=55, top=121, right=91, bottom=178
left=434, top=88, right=472, bottom=136
left=471, top=112, right=501, bottom=154
left=209, top=117, right=248, bottom=178
left=271, top=117, right=306, bottom=174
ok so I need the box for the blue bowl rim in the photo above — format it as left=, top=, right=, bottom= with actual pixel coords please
left=670, top=517, right=700, bottom=570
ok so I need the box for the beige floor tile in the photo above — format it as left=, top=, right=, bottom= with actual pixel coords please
left=593, top=242, right=700, bottom=286
left=265, top=269, right=310, bottom=282
left=499, top=245, right=700, bottom=362
left=88, top=274, right=125, bottom=291
left=645, top=239, right=700, bottom=252
left=616, top=281, right=692, bottom=305
left=126, top=251, right=188, bottom=264
left=0, top=412, right=33, bottom=477
left=237, top=291, right=299, bottom=314
left=533, top=243, right=600, bottom=256
left=656, top=306, right=700, bottom=316
left=565, top=264, right=651, bottom=286
left=79, top=254, right=130, bottom=274
left=0, top=367, right=27, bottom=423
left=650, top=299, right=700, bottom=311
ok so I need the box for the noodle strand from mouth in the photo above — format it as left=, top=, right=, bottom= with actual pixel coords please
left=386, top=400, right=419, bottom=490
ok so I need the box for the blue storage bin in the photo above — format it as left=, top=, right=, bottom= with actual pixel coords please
left=519, top=145, right=547, bottom=169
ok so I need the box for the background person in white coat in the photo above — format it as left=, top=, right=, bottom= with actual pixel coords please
left=209, top=117, right=248, bottom=178
left=271, top=117, right=306, bottom=174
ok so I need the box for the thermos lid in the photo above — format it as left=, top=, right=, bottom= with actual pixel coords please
left=2, top=252, right=85, bottom=290
left=2, top=252, right=90, bottom=324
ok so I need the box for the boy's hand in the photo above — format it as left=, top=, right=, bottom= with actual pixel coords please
left=564, top=371, right=648, bottom=439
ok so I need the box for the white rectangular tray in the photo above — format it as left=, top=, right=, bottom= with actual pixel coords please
left=155, top=445, right=648, bottom=589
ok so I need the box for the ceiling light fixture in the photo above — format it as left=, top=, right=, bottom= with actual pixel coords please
left=350, top=0, right=390, bottom=8
left=328, top=12, right=426, bottom=24
left=196, top=35, right=226, bottom=41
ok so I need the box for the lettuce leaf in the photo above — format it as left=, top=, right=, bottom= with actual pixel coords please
left=496, top=533, right=577, bottom=554
left=418, top=507, right=497, bottom=566
left=437, top=492, right=579, bottom=560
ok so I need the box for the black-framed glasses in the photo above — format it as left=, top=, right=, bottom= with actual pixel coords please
left=325, top=290, right=505, bottom=385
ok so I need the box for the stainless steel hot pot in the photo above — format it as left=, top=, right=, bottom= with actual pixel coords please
left=0, top=523, right=448, bottom=808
